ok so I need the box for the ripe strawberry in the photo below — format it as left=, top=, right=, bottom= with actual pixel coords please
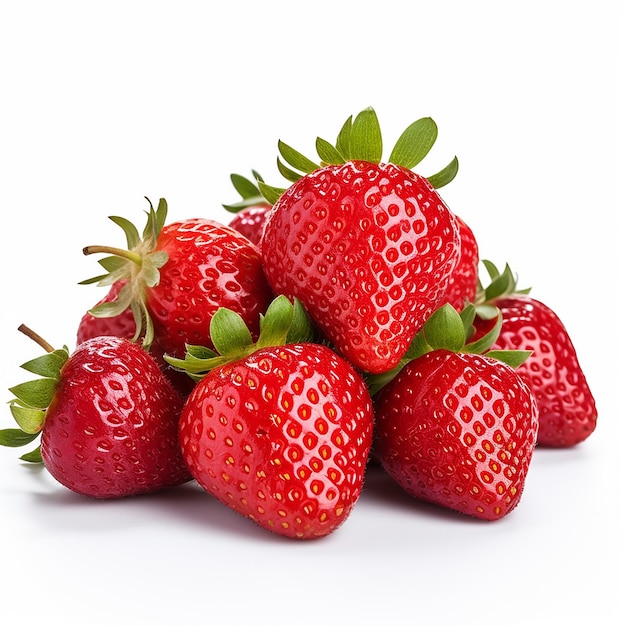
left=169, top=296, right=374, bottom=539
left=473, top=262, right=597, bottom=447
left=259, top=108, right=461, bottom=374
left=440, top=214, right=479, bottom=311
left=81, top=197, right=274, bottom=361
left=222, top=171, right=271, bottom=246
left=1, top=326, right=191, bottom=498
left=373, top=303, right=538, bottom=521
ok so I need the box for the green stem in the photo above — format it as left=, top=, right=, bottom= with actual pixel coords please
left=82, top=245, right=143, bottom=266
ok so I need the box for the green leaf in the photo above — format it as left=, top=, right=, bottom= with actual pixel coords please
left=223, top=197, right=269, bottom=213
left=9, top=378, right=57, bottom=410
left=335, top=115, right=353, bottom=159
left=141, top=197, right=168, bottom=242
left=78, top=273, right=109, bottom=286
left=10, top=403, right=46, bottom=434
left=186, top=344, right=218, bottom=360
left=427, top=156, right=459, bottom=189
left=0, top=428, right=40, bottom=447
left=89, top=283, right=134, bottom=318
left=109, top=215, right=141, bottom=249
left=258, top=182, right=286, bottom=205
left=389, top=117, right=438, bottom=169
left=20, top=349, right=69, bottom=379
left=350, top=107, right=383, bottom=163
left=230, top=173, right=261, bottom=199
left=20, top=445, right=43, bottom=463
left=277, top=140, right=319, bottom=174
left=422, top=304, right=467, bottom=352
left=256, top=295, right=295, bottom=348
left=98, top=256, right=127, bottom=273
left=316, top=137, right=346, bottom=165
left=286, top=298, right=315, bottom=344
left=486, top=349, right=532, bottom=369
left=277, top=157, right=304, bottom=183
left=210, top=308, right=253, bottom=357
left=464, top=310, right=503, bottom=354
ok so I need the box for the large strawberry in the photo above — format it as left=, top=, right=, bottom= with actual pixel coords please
left=373, top=303, right=538, bottom=521
left=1, top=326, right=191, bottom=498
left=259, top=107, right=461, bottom=374
left=81, top=197, right=274, bottom=361
left=168, top=296, right=374, bottom=539
left=222, top=171, right=271, bottom=246
left=473, top=262, right=597, bottom=447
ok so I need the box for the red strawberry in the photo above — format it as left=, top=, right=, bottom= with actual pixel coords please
left=169, top=296, right=374, bottom=539
left=2, top=326, right=191, bottom=498
left=81, top=197, right=274, bottom=361
left=260, top=108, right=461, bottom=374
left=440, top=214, right=479, bottom=311
left=223, top=171, right=271, bottom=246
left=373, top=304, right=538, bottom=521
left=473, top=262, right=597, bottom=447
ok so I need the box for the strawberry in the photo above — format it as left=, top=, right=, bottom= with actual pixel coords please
left=473, top=262, right=597, bottom=447
left=81, top=197, right=274, bottom=361
left=259, top=107, right=462, bottom=374
left=441, top=214, right=479, bottom=312
left=372, top=303, right=538, bottom=521
left=222, top=171, right=271, bottom=246
left=168, top=296, right=374, bottom=539
left=1, top=326, right=191, bottom=498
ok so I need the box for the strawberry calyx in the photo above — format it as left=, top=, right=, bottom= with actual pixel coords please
left=259, top=106, right=459, bottom=204
left=164, top=295, right=315, bottom=382
left=367, top=303, right=532, bottom=395
left=222, top=170, right=270, bottom=212
left=474, top=260, right=532, bottom=320
left=80, top=197, right=169, bottom=349
left=0, top=325, right=70, bottom=463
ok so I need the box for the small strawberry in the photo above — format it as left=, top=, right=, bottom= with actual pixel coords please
left=1, top=326, right=191, bottom=498
left=440, top=214, right=479, bottom=312
left=473, top=262, right=597, bottom=447
left=259, top=107, right=461, bottom=374
left=372, top=303, right=538, bottom=521
left=168, top=296, right=374, bottom=539
left=81, top=197, right=274, bottom=361
left=222, top=171, right=271, bottom=246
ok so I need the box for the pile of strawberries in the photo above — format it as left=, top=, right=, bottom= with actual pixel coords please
left=1, top=108, right=597, bottom=539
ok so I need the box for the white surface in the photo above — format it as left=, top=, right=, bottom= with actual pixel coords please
left=1, top=2, right=624, bottom=625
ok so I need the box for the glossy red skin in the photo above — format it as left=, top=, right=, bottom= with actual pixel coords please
left=473, top=296, right=597, bottom=447
left=41, top=336, right=191, bottom=498
left=261, top=161, right=461, bottom=375
left=179, top=343, right=374, bottom=539
left=374, top=349, right=538, bottom=521
left=227, top=205, right=271, bottom=246
left=147, top=219, right=274, bottom=359
left=441, top=214, right=479, bottom=311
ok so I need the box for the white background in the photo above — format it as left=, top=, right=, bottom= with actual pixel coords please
left=1, top=1, right=624, bottom=624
